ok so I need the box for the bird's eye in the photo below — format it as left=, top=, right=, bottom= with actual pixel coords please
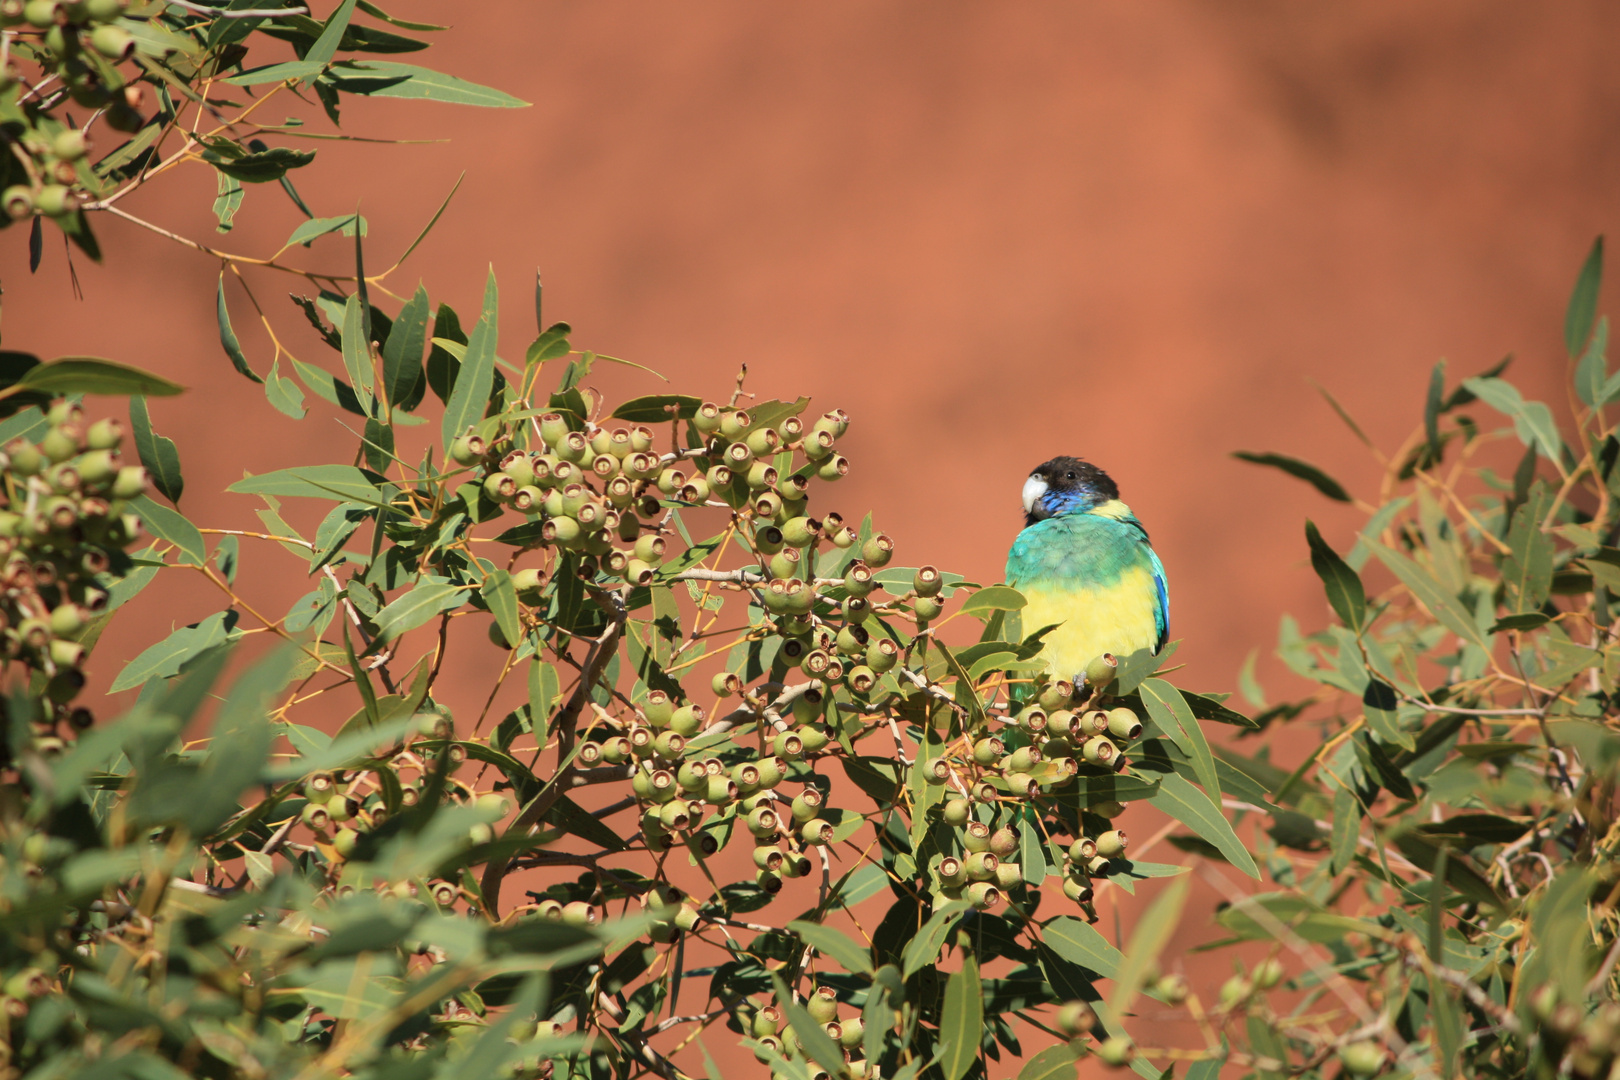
left=1065, top=471, right=1075, bottom=480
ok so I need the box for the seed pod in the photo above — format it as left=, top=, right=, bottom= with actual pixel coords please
left=965, top=852, right=1003, bottom=884
left=749, top=844, right=784, bottom=872
left=1061, top=877, right=1093, bottom=904
left=842, top=561, right=875, bottom=597
left=971, top=737, right=1003, bottom=766
left=1095, top=829, right=1127, bottom=858
left=923, top=757, right=949, bottom=785
left=669, top=704, right=704, bottom=737
left=800, top=818, right=834, bottom=845
left=705, top=775, right=738, bottom=806
left=774, top=730, right=805, bottom=760
left=1068, top=837, right=1097, bottom=862
left=1084, top=652, right=1119, bottom=689
left=1043, top=709, right=1075, bottom=738
left=963, top=821, right=992, bottom=852
left=1338, top=1042, right=1385, bottom=1076
left=704, top=463, right=733, bottom=490
left=801, top=985, right=839, bottom=1024
left=989, top=827, right=1019, bottom=859
left=779, top=516, right=820, bottom=548
left=913, top=596, right=943, bottom=622
left=653, top=730, right=686, bottom=760
left=856, top=638, right=896, bottom=676
left=600, top=736, right=633, bottom=766
left=745, top=427, right=780, bottom=457
left=790, top=788, right=823, bottom=822
left=678, top=477, right=710, bottom=503
left=1006, top=746, right=1040, bottom=773
left=860, top=534, right=893, bottom=567
left=1090, top=799, right=1127, bottom=818
left=623, top=558, right=655, bottom=586
left=689, top=401, right=723, bottom=434
left=834, top=622, right=868, bottom=657
left=941, top=799, right=971, bottom=828
left=994, top=861, right=1024, bottom=890
left=1080, top=735, right=1116, bottom=766
left=1078, top=710, right=1109, bottom=736
left=556, top=430, right=589, bottom=463
left=732, top=761, right=762, bottom=793
left=711, top=671, right=741, bottom=697
left=658, top=801, right=691, bottom=831
left=542, top=516, right=581, bottom=545
left=1218, top=976, right=1253, bottom=1010
left=757, top=756, right=785, bottom=789
left=747, top=804, right=780, bottom=839
left=1017, top=707, right=1047, bottom=734
left=767, top=548, right=800, bottom=580
left=719, top=409, right=752, bottom=440
left=1252, top=957, right=1285, bottom=990
left=965, top=881, right=1000, bottom=909
left=1037, top=680, right=1075, bottom=711
left=933, top=854, right=966, bottom=888
left=1106, top=707, right=1143, bottom=741
left=1, top=185, right=32, bottom=220
left=1085, top=854, right=1112, bottom=877
left=816, top=455, right=850, bottom=482
left=845, top=665, right=876, bottom=695
left=743, top=459, right=777, bottom=491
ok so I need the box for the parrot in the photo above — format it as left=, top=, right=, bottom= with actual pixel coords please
left=1004, top=456, right=1169, bottom=684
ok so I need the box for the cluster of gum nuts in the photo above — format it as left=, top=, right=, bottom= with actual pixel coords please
left=0, top=0, right=144, bottom=224
left=0, top=400, right=146, bottom=746
left=923, top=654, right=1145, bottom=916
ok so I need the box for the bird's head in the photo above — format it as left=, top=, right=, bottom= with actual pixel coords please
left=1021, top=456, right=1120, bottom=526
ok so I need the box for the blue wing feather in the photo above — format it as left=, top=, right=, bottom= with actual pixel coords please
left=1148, top=545, right=1169, bottom=652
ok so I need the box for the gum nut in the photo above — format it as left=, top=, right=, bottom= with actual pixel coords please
left=859, top=534, right=893, bottom=567
left=85, top=416, right=121, bottom=453
left=511, top=567, right=546, bottom=596
left=34, top=182, right=73, bottom=218
left=705, top=464, right=733, bottom=490
left=1080, top=735, right=1115, bottom=765
left=964, top=851, right=999, bottom=881
left=995, top=862, right=1023, bottom=890
left=48, top=603, right=83, bottom=638
left=845, top=664, right=876, bottom=695
left=711, top=671, right=741, bottom=697
left=705, top=775, right=738, bottom=806
left=732, top=761, right=762, bottom=791
left=843, top=561, right=875, bottom=596
left=692, top=401, right=722, bottom=433
left=678, top=477, right=710, bottom=503
left=560, top=901, right=596, bottom=927
left=838, top=1016, right=864, bottom=1050
left=1006, top=746, right=1038, bottom=772
left=1252, top=957, right=1284, bottom=989
left=719, top=408, right=753, bottom=440
left=756, top=757, right=784, bottom=788
left=972, top=737, right=1002, bottom=766
left=780, top=516, right=819, bottom=547
left=1069, top=837, right=1097, bottom=862
left=1061, top=877, right=1092, bottom=903
left=796, top=724, right=830, bottom=753
left=773, top=730, right=805, bottom=760
left=1339, top=1042, right=1385, bottom=1076
left=633, top=533, right=666, bottom=564
left=1003, top=772, right=1038, bottom=797
left=745, top=426, right=779, bottom=457
left=745, top=460, right=777, bottom=490
left=923, top=757, right=950, bottom=785
left=752, top=845, right=784, bottom=872
left=942, top=799, right=971, bottom=827
left=1095, top=829, right=1127, bottom=858
left=49, top=639, right=85, bottom=669
left=1096, top=1036, right=1133, bottom=1068
left=1037, top=682, right=1069, bottom=712
left=1106, top=707, right=1144, bottom=741
left=913, top=565, right=943, bottom=597
left=669, top=704, right=704, bottom=737
left=723, top=440, right=753, bottom=469
left=623, top=558, right=655, bottom=585
left=755, top=868, right=783, bottom=894
left=1091, top=799, right=1127, bottom=818
left=834, top=623, right=867, bottom=656
left=89, top=23, right=134, bottom=59
left=747, top=805, right=780, bottom=838
left=658, top=800, right=690, bottom=831
left=800, top=817, right=834, bottom=845
left=677, top=761, right=708, bottom=792
left=965, top=881, right=1000, bottom=909
left=816, top=455, right=849, bottom=482
left=653, top=730, right=686, bottom=759
left=989, top=827, right=1019, bottom=858
left=790, top=789, right=823, bottom=821
left=806, top=986, right=839, bottom=1023
left=963, top=821, right=991, bottom=852
left=1218, top=976, right=1251, bottom=1008
left=1083, top=652, right=1119, bottom=688
left=1155, top=973, right=1189, bottom=1004
left=767, top=550, right=799, bottom=580
left=1085, top=854, right=1112, bottom=876
left=830, top=524, right=856, bottom=548
left=1044, top=710, right=1075, bottom=738
left=301, top=803, right=332, bottom=831
left=862, top=638, right=896, bottom=673
left=936, top=855, right=965, bottom=885
left=482, top=471, right=516, bottom=502
left=792, top=688, right=824, bottom=723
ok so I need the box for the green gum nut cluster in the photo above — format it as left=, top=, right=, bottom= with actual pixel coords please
left=926, top=650, right=1144, bottom=918
left=0, top=401, right=144, bottom=744
left=0, top=0, right=144, bottom=229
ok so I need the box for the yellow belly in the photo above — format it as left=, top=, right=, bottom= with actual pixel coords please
left=1020, top=568, right=1160, bottom=681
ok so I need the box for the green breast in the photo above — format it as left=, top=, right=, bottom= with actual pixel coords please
left=1005, top=513, right=1148, bottom=590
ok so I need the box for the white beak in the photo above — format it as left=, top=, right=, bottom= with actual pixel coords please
left=1021, top=475, right=1048, bottom=516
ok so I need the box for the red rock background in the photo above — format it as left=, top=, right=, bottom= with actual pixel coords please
left=6, top=2, right=1620, bottom=1074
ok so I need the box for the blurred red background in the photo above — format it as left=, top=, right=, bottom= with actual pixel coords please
left=6, top=2, right=1620, bottom=1075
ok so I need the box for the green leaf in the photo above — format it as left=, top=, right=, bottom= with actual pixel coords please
left=229, top=465, right=387, bottom=506
left=326, top=60, right=530, bottom=107
left=902, top=900, right=969, bottom=979
left=1330, top=786, right=1359, bottom=876
left=939, top=951, right=984, bottom=1080
left=1140, top=679, right=1221, bottom=803
left=1366, top=540, right=1490, bottom=651
left=284, top=213, right=367, bottom=249
left=1566, top=235, right=1604, bottom=357
left=1107, top=875, right=1187, bottom=1018
left=305, top=0, right=358, bottom=65
left=481, top=569, right=521, bottom=648
left=1042, top=916, right=1122, bottom=978
left=372, top=581, right=466, bottom=643
left=1185, top=1058, right=1225, bottom=1080
left=1576, top=315, right=1611, bottom=407
left=132, top=494, right=205, bottom=565
left=14, top=357, right=183, bottom=398
left=110, top=612, right=233, bottom=692
left=1504, top=483, right=1554, bottom=614
left=960, top=585, right=1026, bottom=619
left=265, top=359, right=307, bottom=420
left=1304, top=521, right=1365, bottom=632
left=610, top=394, right=702, bottom=423
left=1231, top=451, right=1351, bottom=502
left=442, top=267, right=498, bottom=450
left=1021, top=819, right=1047, bottom=885
left=1149, top=773, right=1259, bottom=878
left=786, top=920, right=873, bottom=975
left=203, top=144, right=317, bottom=183
left=1460, top=376, right=1563, bottom=461
left=187, top=646, right=296, bottom=833
left=225, top=59, right=326, bottom=86
left=214, top=275, right=262, bottom=383
left=340, top=293, right=374, bottom=414
left=1017, top=1045, right=1079, bottom=1080
left=383, top=284, right=429, bottom=409
left=129, top=396, right=182, bottom=506
left=212, top=169, right=243, bottom=233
